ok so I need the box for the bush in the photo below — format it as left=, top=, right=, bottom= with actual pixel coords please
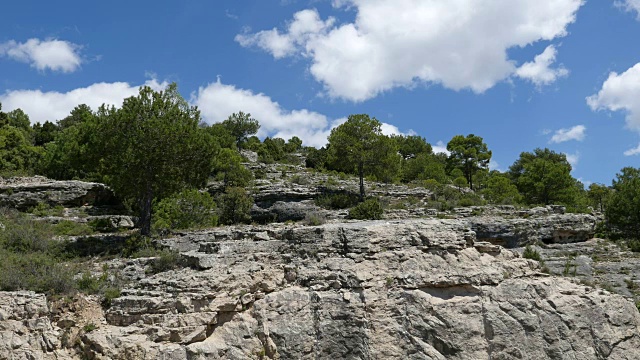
left=315, top=192, right=360, bottom=210
left=628, top=239, right=640, bottom=253
left=0, top=249, right=76, bottom=295
left=101, top=287, right=121, bottom=307
left=149, top=249, right=183, bottom=274
left=0, top=209, right=57, bottom=253
left=349, top=198, right=384, bottom=220
left=304, top=211, right=327, bottom=226
left=457, top=193, right=485, bottom=207
left=218, top=187, right=253, bottom=225
left=153, top=188, right=218, bottom=232
left=522, top=245, right=542, bottom=261
left=53, top=220, right=93, bottom=236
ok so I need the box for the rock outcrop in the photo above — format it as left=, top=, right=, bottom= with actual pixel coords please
left=3, top=218, right=638, bottom=359
left=0, top=176, right=119, bottom=211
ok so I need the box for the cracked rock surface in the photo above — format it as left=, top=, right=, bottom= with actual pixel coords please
left=2, top=218, right=639, bottom=359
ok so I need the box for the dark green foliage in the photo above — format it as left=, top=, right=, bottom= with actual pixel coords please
left=305, top=146, right=328, bottom=169
left=218, top=187, right=253, bottom=225
left=327, top=114, right=400, bottom=200
left=348, top=197, right=384, bottom=220
left=204, top=123, right=236, bottom=149
left=447, top=134, right=492, bottom=190
left=392, top=134, right=432, bottom=160
left=222, top=111, right=260, bottom=150
left=587, top=183, right=611, bottom=213
left=483, top=173, right=522, bottom=205
left=97, top=84, right=215, bottom=235
left=401, top=153, right=448, bottom=183
left=39, top=106, right=101, bottom=180
left=628, top=239, right=640, bottom=253
left=509, top=148, right=580, bottom=206
left=212, top=148, right=253, bottom=188
left=315, top=192, right=360, bottom=210
left=285, top=136, right=303, bottom=153
left=522, top=245, right=542, bottom=261
left=457, top=192, right=485, bottom=207
left=606, top=167, right=640, bottom=239
left=0, top=125, right=43, bottom=176
left=152, top=188, right=218, bottom=232
left=32, top=121, right=59, bottom=146
left=259, top=137, right=286, bottom=163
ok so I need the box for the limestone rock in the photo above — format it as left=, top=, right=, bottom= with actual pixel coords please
left=0, top=176, right=118, bottom=211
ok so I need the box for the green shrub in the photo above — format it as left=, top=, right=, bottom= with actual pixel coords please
left=315, top=192, right=359, bottom=210
left=76, top=271, right=105, bottom=294
left=101, top=287, right=121, bottom=308
left=149, top=249, right=183, bottom=274
left=304, top=211, right=327, bottom=226
left=457, top=193, right=485, bottom=207
left=0, top=209, right=61, bottom=251
left=522, top=245, right=542, bottom=261
left=0, top=249, right=76, bottom=295
left=628, top=239, right=640, bottom=253
left=349, top=198, right=384, bottom=220
left=218, top=187, right=254, bottom=225
left=290, top=174, right=310, bottom=185
left=53, top=220, right=93, bottom=236
left=153, top=188, right=218, bottom=232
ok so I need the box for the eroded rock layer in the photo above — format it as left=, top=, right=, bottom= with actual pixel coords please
left=2, top=218, right=638, bottom=359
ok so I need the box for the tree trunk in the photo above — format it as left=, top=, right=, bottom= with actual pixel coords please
left=358, top=162, right=365, bottom=202
left=139, top=187, right=153, bottom=236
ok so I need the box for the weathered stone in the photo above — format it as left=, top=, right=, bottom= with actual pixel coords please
left=0, top=176, right=119, bottom=211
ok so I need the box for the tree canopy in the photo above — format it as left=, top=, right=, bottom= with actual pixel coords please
left=446, top=134, right=491, bottom=190
left=508, top=148, right=579, bottom=206
left=606, top=167, right=640, bottom=239
left=326, top=114, right=398, bottom=200
left=96, top=83, right=215, bottom=235
left=222, top=111, right=260, bottom=150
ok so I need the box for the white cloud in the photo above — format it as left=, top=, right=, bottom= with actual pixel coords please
left=0, top=79, right=168, bottom=124
left=624, top=143, right=640, bottom=156
left=0, top=38, right=83, bottom=73
left=564, top=152, right=580, bottom=167
left=587, top=63, right=640, bottom=132
left=235, top=9, right=335, bottom=59
left=515, top=45, right=569, bottom=86
left=237, top=0, right=583, bottom=101
left=615, top=0, right=640, bottom=19
left=432, top=141, right=450, bottom=155
left=549, top=124, right=586, bottom=143
left=191, top=79, right=407, bottom=147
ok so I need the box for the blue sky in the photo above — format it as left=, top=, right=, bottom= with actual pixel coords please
left=1, top=0, right=640, bottom=185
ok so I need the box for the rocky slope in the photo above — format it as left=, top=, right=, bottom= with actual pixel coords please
left=2, top=218, right=639, bottom=359
left=1, top=174, right=639, bottom=359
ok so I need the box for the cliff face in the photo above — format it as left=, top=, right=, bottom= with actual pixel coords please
left=2, top=218, right=640, bottom=359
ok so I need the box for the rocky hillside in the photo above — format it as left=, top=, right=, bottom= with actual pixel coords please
left=1, top=171, right=640, bottom=359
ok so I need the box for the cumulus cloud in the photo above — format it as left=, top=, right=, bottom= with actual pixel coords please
left=515, top=45, right=569, bottom=86
left=564, top=152, right=580, bottom=167
left=191, top=79, right=407, bottom=147
left=235, top=9, right=335, bottom=59
left=0, top=79, right=168, bottom=124
left=587, top=63, right=640, bottom=131
left=624, top=143, right=640, bottom=156
left=615, top=0, right=640, bottom=19
left=549, top=125, right=586, bottom=143
left=0, top=38, right=83, bottom=73
left=237, top=0, right=583, bottom=101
